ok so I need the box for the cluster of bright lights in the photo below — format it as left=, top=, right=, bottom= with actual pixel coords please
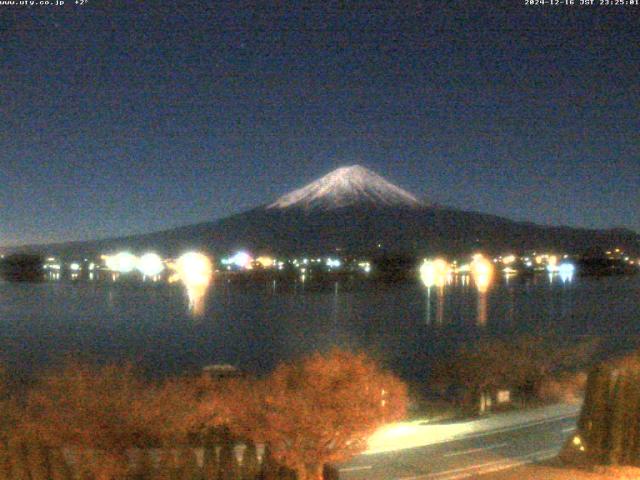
left=547, top=260, right=575, bottom=273
left=470, top=254, right=494, bottom=293
left=358, top=261, right=372, bottom=274
left=256, top=256, right=275, bottom=268
left=165, top=252, right=213, bottom=316
left=102, top=251, right=166, bottom=277
left=572, top=435, right=586, bottom=452
left=103, top=252, right=138, bottom=273
left=419, top=258, right=450, bottom=288
left=171, top=252, right=212, bottom=287
left=223, top=251, right=252, bottom=269
left=456, top=263, right=471, bottom=273
left=534, top=253, right=558, bottom=267
left=326, top=258, right=341, bottom=268
left=137, top=253, right=165, bottom=277
left=502, top=255, right=516, bottom=265
left=558, top=262, right=575, bottom=282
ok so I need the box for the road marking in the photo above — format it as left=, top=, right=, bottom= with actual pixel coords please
left=562, top=426, right=576, bottom=433
left=443, top=442, right=508, bottom=457
left=447, top=413, right=578, bottom=443
left=439, top=448, right=559, bottom=480
left=339, top=465, right=373, bottom=472
left=399, top=448, right=559, bottom=480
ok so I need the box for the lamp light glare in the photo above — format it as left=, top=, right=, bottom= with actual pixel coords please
left=137, top=253, right=165, bottom=277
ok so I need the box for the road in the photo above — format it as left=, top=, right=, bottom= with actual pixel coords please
left=338, top=407, right=579, bottom=480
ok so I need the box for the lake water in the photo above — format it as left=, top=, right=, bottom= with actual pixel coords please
left=0, top=274, right=639, bottom=381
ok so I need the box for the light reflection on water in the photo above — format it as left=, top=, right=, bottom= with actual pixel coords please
left=0, top=274, right=638, bottom=381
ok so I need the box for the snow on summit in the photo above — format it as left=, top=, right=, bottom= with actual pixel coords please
left=267, top=165, right=423, bottom=210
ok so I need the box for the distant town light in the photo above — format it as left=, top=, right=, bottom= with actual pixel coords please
left=170, top=252, right=213, bottom=316
left=137, top=252, right=165, bottom=277
left=256, top=256, right=275, bottom=268
left=420, top=258, right=449, bottom=288
left=471, top=254, right=494, bottom=293
left=173, top=252, right=212, bottom=286
left=358, top=261, right=371, bottom=274
left=420, top=260, right=436, bottom=288
left=502, top=255, right=516, bottom=265
left=69, top=263, right=81, bottom=272
left=558, top=262, right=575, bottom=282
left=326, top=258, right=341, bottom=268
left=456, top=263, right=471, bottom=273
left=230, top=251, right=252, bottom=269
left=104, top=252, right=138, bottom=273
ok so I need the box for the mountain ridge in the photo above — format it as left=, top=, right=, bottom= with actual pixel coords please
left=2, top=166, right=639, bottom=258
left=267, top=165, right=422, bottom=210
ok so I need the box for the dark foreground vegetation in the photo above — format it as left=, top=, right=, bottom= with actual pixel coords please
left=426, top=334, right=598, bottom=417
left=0, top=334, right=605, bottom=480
left=0, top=254, right=44, bottom=282
left=563, top=351, right=640, bottom=467
left=0, top=350, right=407, bottom=480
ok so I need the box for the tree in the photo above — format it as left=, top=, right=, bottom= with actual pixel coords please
left=218, top=442, right=239, bottom=480
left=132, top=449, right=157, bottom=480
left=258, top=444, right=280, bottom=480
left=240, top=442, right=259, bottom=480
left=202, top=442, right=219, bottom=480
left=20, top=362, right=201, bottom=480
left=156, top=449, right=178, bottom=480
left=178, top=448, right=202, bottom=480
left=576, top=353, right=640, bottom=466
left=507, top=334, right=598, bottom=401
left=48, top=448, right=74, bottom=480
left=0, top=366, right=19, bottom=454
left=8, top=442, right=30, bottom=480
left=0, top=254, right=44, bottom=282
left=0, top=446, right=11, bottom=480
left=25, top=444, right=52, bottom=480
left=431, top=339, right=512, bottom=412
left=578, top=364, right=613, bottom=463
left=624, top=373, right=640, bottom=464
left=431, top=334, right=598, bottom=412
left=217, top=349, right=407, bottom=480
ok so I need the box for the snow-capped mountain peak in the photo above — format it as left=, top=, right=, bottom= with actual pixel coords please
left=267, top=165, right=423, bottom=210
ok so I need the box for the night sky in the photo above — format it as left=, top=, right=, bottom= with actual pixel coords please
left=1, top=1, right=638, bottom=247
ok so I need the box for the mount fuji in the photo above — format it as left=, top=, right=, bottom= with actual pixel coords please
left=267, top=165, right=422, bottom=210
left=8, top=165, right=640, bottom=258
